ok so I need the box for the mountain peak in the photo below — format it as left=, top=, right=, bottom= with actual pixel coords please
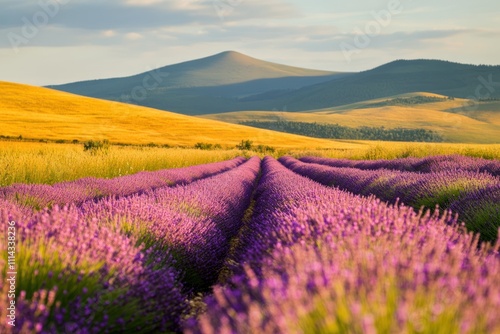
left=214, top=50, right=248, bottom=58
left=130, top=50, right=338, bottom=89
left=189, top=50, right=260, bottom=68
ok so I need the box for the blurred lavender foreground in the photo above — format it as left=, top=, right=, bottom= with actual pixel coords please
left=187, top=157, right=500, bottom=333
left=1, top=199, right=187, bottom=333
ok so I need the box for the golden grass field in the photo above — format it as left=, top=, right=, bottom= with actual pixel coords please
left=293, top=141, right=500, bottom=160
left=202, top=93, right=500, bottom=143
left=0, top=81, right=355, bottom=150
left=1, top=83, right=499, bottom=186
left=0, top=141, right=245, bottom=186
left=1, top=140, right=499, bottom=186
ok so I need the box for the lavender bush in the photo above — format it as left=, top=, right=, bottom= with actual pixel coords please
left=1, top=201, right=186, bottom=333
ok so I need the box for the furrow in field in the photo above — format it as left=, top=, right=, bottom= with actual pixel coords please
left=80, top=156, right=261, bottom=290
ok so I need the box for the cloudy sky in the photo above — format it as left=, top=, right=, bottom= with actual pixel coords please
left=1, top=0, right=499, bottom=85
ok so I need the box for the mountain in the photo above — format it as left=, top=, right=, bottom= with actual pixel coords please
left=48, top=51, right=346, bottom=115
left=49, top=54, right=500, bottom=116
left=201, top=92, right=500, bottom=143
left=262, top=60, right=500, bottom=111
left=0, top=81, right=352, bottom=149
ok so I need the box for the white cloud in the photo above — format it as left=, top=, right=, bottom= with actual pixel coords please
left=125, top=32, right=143, bottom=40
left=102, top=30, right=116, bottom=37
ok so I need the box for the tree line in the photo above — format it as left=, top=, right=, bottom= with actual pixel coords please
left=240, top=121, right=444, bottom=142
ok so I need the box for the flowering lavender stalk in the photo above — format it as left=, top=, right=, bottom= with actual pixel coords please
left=301, top=155, right=500, bottom=176
left=282, top=156, right=500, bottom=241
left=1, top=157, right=246, bottom=210
left=187, top=157, right=500, bottom=333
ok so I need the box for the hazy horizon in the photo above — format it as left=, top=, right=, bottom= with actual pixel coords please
left=1, top=0, right=499, bottom=86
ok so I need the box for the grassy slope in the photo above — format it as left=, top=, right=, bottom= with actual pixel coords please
left=201, top=93, right=500, bottom=143
left=0, top=81, right=359, bottom=149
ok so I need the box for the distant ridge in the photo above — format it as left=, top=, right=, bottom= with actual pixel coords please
left=370, top=59, right=499, bottom=73
left=49, top=53, right=500, bottom=115
left=265, top=59, right=500, bottom=111
left=164, top=51, right=336, bottom=83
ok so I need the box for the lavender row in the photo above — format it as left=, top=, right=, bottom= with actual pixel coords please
left=187, top=157, right=500, bottom=333
left=282, top=156, right=500, bottom=241
left=0, top=157, right=246, bottom=210
left=81, top=156, right=261, bottom=289
left=0, top=157, right=260, bottom=332
left=301, top=155, right=500, bottom=176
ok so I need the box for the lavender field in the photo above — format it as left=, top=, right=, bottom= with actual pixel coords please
left=1, top=155, right=499, bottom=333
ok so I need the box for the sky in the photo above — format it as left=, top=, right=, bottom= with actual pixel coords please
left=1, top=0, right=499, bottom=86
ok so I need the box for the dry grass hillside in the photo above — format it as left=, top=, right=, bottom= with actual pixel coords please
left=0, top=81, right=362, bottom=149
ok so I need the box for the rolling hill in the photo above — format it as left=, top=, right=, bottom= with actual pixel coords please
left=0, top=81, right=358, bottom=149
left=262, top=60, right=500, bottom=111
left=49, top=53, right=500, bottom=115
left=48, top=51, right=346, bottom=115
left=201, top=93, right=500, bottom=143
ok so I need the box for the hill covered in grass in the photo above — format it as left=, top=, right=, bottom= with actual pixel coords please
left=202, top=93, right=500, bottom=143
left=0, top=81, right=356, bottom=149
